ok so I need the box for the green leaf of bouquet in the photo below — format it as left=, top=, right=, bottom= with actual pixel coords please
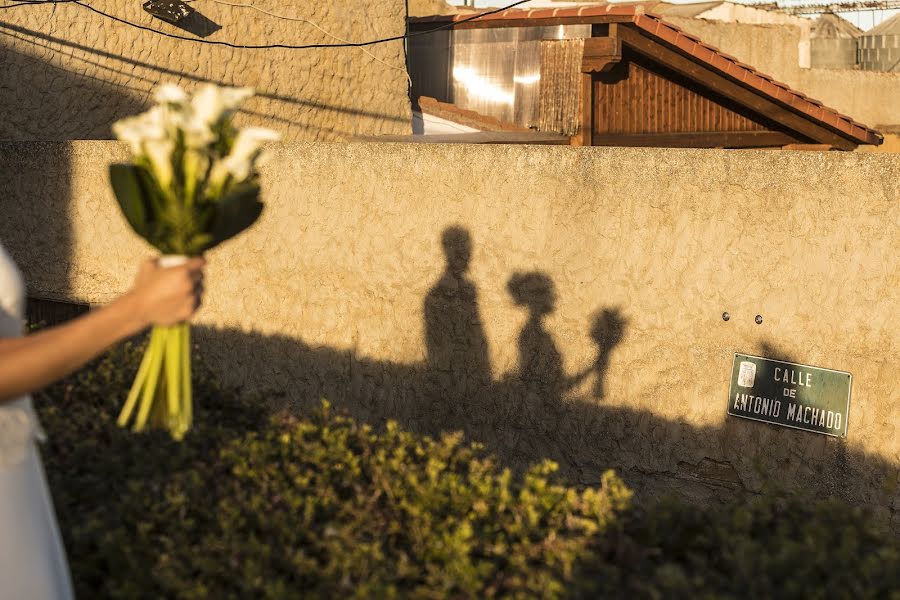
left=187, top=233, right=214, bottom=256
left=109, top=164, right=151, bottom=238
left=206, top=183, right=263, bottom=251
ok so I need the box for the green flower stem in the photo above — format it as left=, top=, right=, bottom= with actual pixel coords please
left=180, top=324, right=192, bottom=437
left=116, top=255, right=195, bottom=440
left=117, top=323, right=195, bottom=440
left=117, top=327, right=161, bottom=428
left=183, top=152, right=200, bottom=209
left=133, top=328, right=166, bottom=432
left=150, top=375, right=167, bottom=429
left=164, top=325, right=180, bottom=434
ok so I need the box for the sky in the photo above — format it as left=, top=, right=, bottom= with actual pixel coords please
left=447, top=0, right=899, bottom=30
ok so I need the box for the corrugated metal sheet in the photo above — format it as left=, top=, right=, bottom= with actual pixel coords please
left=451, top=25, right=590, bottom=128
left=859, top=13, right=900, bottom=72
left=410, top=24, right=589, bottom=129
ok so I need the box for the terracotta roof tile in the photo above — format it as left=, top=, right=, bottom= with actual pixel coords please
left=675, top=33, right=696, bottom=53
left=634, top=14, right=657, bottom=30
left=694, top=45, right=715, bottom=62
left=528, top=9, right=556, bottom=19
left=710, top=54, right=731, bottom=71
left=725, top=62, right=743, bottom=78
left=774, top=88, right=791, bottom=103
left=747, top=73, right=766, bottom=89
left=408, top=6, right=882, bottom=146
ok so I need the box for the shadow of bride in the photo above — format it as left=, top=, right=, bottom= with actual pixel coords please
left=495, top=272, right=595, bottom=441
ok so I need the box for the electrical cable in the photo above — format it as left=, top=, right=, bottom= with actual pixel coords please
left=199, top=0, right=412, bottom=83
left=0, top=0, right=76, bottom=7
left=0, top=0, right=530, bottom=50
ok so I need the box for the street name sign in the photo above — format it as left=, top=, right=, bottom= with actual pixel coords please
left=727, top=353, right=851, bottom=437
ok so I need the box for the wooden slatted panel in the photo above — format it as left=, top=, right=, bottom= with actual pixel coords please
left=537, top=39, right=584, bottom=135
left=593, top=56, right=768, bottom=135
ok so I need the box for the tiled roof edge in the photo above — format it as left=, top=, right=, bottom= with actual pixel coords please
left=409, top=3, right=649, bottom=25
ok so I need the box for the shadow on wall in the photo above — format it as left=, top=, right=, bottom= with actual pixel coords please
left=190, top=225, right=898, bottom=531
left=0, top=46, right=142, bottom=314
left=0, top=38, right=151, bottom=140
left=0, top=21, right=411, bottom=140
left=191, top=329, right=899, bottom=529
left=169, top=9, right=222, bottom=38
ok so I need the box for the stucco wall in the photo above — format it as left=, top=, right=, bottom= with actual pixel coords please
left=689, top=5, right=811, bottom=68
left=667, top=17, right=804, bottom=87
left=859, top=133, right=900, bottom=153
left=1, top=141, right=898, bottom=528
left=797, top=69, right=900, bottom=129
left=698, top=3, right=811, bottom=31
left=0, top=1, right=411, bottom=141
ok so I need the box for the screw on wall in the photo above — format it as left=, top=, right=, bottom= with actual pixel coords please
left=722, top=312, right=730, bottom=321
left=755, top=315, right=763, bottom=325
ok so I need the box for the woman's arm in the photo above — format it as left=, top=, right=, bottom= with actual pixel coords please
left=0, top=257, right=205, bottom=403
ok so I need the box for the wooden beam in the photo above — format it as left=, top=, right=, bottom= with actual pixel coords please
left=581, top=73, right=594, bottom=146
left=591, top=130, right=802, bottom=148
left=613, top=26, right=856, bottom=150
left=781, top=143, right=834, bottom=151
left=354, top=132, right=571, bottom=145
left=409, top=15, right=634, bottom=31
left=577, top=26, right=618, bottom=145
left=582, top=31, right=622, bottom=73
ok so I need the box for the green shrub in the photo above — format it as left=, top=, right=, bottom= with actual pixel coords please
left=578, top=495, right=900, bottom=599
left=35, top=342, right=899, bottom=599
left=36, top=341, right=630, bottom=599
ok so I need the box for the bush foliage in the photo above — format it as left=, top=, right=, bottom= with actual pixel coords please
left=35, top=342, right=899, bottom=599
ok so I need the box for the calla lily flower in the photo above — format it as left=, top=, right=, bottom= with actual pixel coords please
left=154, top=83, right=189, bottom=106
left=112, top=109, right=166, bottom=155
left=211, top=126, right=281, bottom=185
left=109, top=82, right=273, bottom=441
left=191, top=83, right=254, bottom=127
left=143, top=138, right=176, bottom=192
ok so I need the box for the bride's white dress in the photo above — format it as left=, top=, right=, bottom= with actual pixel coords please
left=0, top=241, right=74, bottom=600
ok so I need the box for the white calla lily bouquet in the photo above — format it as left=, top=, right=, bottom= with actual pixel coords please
left=111, top=83, right=280, bottom=440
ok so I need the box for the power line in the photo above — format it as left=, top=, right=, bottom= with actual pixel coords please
left=0, top=0, right=76, bottom=7
left=198, top=0, right=412, bottom=82
left=0, top=0, right=530, bottom=49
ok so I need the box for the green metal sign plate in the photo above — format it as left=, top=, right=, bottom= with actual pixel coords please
left=727, top=353, right=852, bottom=437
